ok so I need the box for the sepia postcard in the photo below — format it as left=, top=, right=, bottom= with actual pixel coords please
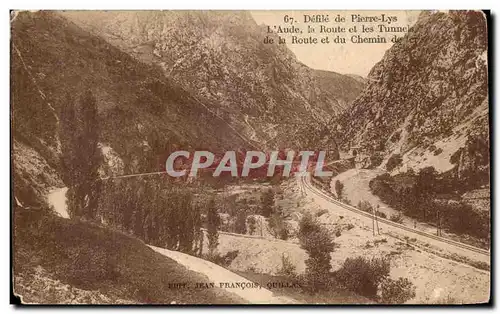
left=11, top=10, right=490, bottom=305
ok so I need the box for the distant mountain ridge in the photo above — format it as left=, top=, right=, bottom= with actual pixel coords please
left=61, top=10, right=364, bottom=150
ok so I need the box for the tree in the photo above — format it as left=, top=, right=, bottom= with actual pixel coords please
left=60, top=90, right=102, bottom=220
left=234, top=211, right=247, bottom=234
left=406, top=167, right=415, bottom=176
left=60, top=93, right=78, bottom=186
left=192, top=200, right=204, bottom=256
left=415, top=166, right=438, bottom=197
left=260, top=189, right=275, bottom=217
left=268, top=207, right=289, bottom=240
left=298, top=213, right=335, bottom=291
left=122, top=183, right=136, bottom=232
left=247, top=216, right=257, bottom=235
left=60, top=93, right=79, bottom=217
left=357, top=200, right=373, bottom=213
left=164, top=186, right=199, bottom=251
left=206, top=198, right=220, bottom=256
left=133, top=199, right=144, bottom=238
left=79, top=90, right=102, bottom=220
left=142, top=179, right=161, bottom=245
left=415, top=166, right=438, bottom=220
left=298, top=213, right=321, bottom=238
left=335, top=180, right=344, bottom=200
left=177, top=191, right=196, bottom=253
left=96, top=176, right=203, bottom=252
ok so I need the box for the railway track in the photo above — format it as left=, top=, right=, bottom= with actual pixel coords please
left=300, top=175, right=491, bottom=257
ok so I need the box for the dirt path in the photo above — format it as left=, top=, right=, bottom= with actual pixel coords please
left=149, top=246, right=297, bottom=304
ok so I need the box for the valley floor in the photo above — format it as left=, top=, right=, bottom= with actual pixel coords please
left=32, top=179, right=490, bottom=305
left=210, top=178, right=490, bottom=304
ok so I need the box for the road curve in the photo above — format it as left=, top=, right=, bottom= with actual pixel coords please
left=149, top=245, right=298, bottom=304
left=300, top=175, right=490, bottom=258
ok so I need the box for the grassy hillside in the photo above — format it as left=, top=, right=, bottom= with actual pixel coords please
left=13, top=206, right=244, bottom=304
left=12, top=11, right=248, bottom=152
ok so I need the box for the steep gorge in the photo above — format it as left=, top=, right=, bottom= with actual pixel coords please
left=339, top=11, right=488, bottom=178
left=62, top=10, right=364, bottom=150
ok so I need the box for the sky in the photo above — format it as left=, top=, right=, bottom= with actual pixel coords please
left=251, top=10, right=421, bottom=77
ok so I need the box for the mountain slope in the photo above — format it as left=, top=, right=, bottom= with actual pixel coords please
left=339, top=11, right=488, bottom=177
left=13, top=206, right=245, bottom=304
left=11, top=11, right=253, bottom=205
left=312, top=70, right=366, bottom=115
left=61, top=10, right=364, bottom=151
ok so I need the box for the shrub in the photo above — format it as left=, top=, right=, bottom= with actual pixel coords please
left=208, top=250, right=239, bottom=267
left=357, top=200, right=373, bottom=213
left=276, top=253, right=296, bottom=278
left=450, top=148, right=462, bottom=164
left=336, top=256, right=390, bottom=298
left=433, top=147, right=443, bottom=155
left=370, top=154, right=384, bottom=168
left=431, top=294, right=460, bottom=304
left=386, top=154, right=403, bottom=172
left=373, top=238, right=388, bottom=245
left=380, top=277, right=416, bottom=304
left=246, top=266, right=257, bottom=272
left=316, top=209, right=329, bottom=217
left=389, top=213, right=405, bottom=224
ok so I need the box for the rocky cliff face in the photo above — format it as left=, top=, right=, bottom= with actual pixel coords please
left=10, top=12, right=245, bottom=204
left=339, top=11, right=488, bottom=176
left=62, top=11, right=364, bottom=150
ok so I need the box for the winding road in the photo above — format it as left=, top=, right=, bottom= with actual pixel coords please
left=149, top=246, right=297, bottom=304
left=299, top=174, right=490, bottom=264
